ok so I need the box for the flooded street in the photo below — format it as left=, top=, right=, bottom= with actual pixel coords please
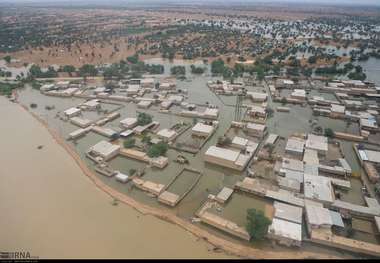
left=0, top=96, right=233, bottom=259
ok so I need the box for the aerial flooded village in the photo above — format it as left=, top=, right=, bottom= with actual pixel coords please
left=1, top=0, right=380, bottom=259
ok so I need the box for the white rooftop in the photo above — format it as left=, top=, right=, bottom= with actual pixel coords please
left=232, top=136, right=249, bottom=147
left=246, top=122, right=266, bottom=131
left=205, top=146, right=240, bottom=162
left=120, top=117, right=137, bottom=127
left=157, top=128, right=177, bottom=139
left=282, top=158, right=304, bottom=172
left=274, top=201, right=303, bottom=224
left=64, top=107, right=80, bottom=116
left=305, top=202, right=333, bottom=227
left=285, top=137, right=305, bottom=154
left=305, top=134, right=328, bottom=153
left=268, top=218, right=302, bottom=242
left=304, top=174, right=334, bottom=204
left=192, top=122, right=214, bottom=135
left=90, top=140, right=120, bottom=157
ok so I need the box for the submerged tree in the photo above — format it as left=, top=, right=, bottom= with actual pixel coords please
left=246, top=208, right=271, bottom=241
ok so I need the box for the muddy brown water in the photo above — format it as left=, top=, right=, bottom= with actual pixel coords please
left=0, top=96, right=234, bottom=259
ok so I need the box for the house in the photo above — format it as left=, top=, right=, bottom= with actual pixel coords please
left=360, top=118, right=378, bottom=132
left=330, top=104, right=345, bottom=118
left=267, top=218, right=302, bottom=247
left=247, top=92, right=267, bottom=102
left=305, top=201, right=343, bottom=235
left=156, top=128, right=177, bottom=141
left=277, top=176, right=301, bottom=193
left=204, top=146, right=250, bottom=171
left=231, top=136, right=249, bottom=150
left=120, top=117, right=138, bottom=129
left=64, top=107, right=81, bottom=118
left=202, top=108, right=219, bottom=119
left=82, top=99, right=100, bottom=110
left=246, top=123, right=267, bottom=138
left=91, top=126, right=118, bottom=138
left=305, top=134, right=328, bottom=156
left=291, top=89, right=306, bottom=101
left=70, top=117, right=93, bottom=128
left=215, top=187, right=234, bottom=204
left=285, top=137, right=305, bottom=157
left=192, top=122, right=214, bottom=137
left=273, top=201, right=303, bottom=224
left=167, top=95, right=184, bottom=104
left=160, top=100, right=173, bottom=110
left=89, top=140, right=120, bottom=161
left=303, top=174, right=334, bottom=205
left=126, top=84, right=140, bottom=95
left=265, top=134, right=279, bottom=146
left=248, top=105, right=267, bottom=118
left=303, top=148, right=319, bottom=165
left=137, top=100, right=152, bottom=109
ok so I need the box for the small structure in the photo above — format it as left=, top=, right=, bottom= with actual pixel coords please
left=191, top=122, right=214, bottom=137
left=285, top=137, right=305, bottom=157
left=265, top=134, right=279, bottom=146
left=273, top=201, right=303, bottom=224
left=120, top=117, right=138, bottom=129
left=70, top=117, right=92, bottom=128
left=137, top=100, right=152, bottom=109
left=115, top=172, right=129, bottom=183
left=303, top=174, right=334, bottom=205
left=247, top=92, right=267, bottom=102
left=64, top=107, right=81, bottom=118
left=215, top=187, right=234, bottom=204
left=231, top=136, right=249, bottom=150
left=305, top=134, right=328, bottom=156
left=88, top=140, right=120, bottom=161
left=267, top=218, right=302, bottom=247
left=246, top=123, right=267, bottom=138
left=202, top=108, right=219, bottom=119
left=156, top=128, right=178, bottom=141
left=82, top=99, right=100, bottom=110
left=204, top=146, right=251, bottom=171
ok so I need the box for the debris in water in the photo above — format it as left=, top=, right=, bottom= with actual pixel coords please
left=37, top=145, right=43, bottom=149
left=112, top=198, right=119, bottom=206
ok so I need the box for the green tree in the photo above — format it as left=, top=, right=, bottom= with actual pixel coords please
left=147, top=142, right=169, bottom=158
left=246, top=208, right=271, bottom=241
left=79, top=64, right=98, bottom=77
left=127, top=53, right=139, bottom=64
left=137, top=112, right=152, bottom=126
left=3, top=55, right=11, bottom=63
left=324, top=128, right=335, bottom=138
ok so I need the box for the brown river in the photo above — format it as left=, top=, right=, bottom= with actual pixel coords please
left=0, top=96, right=233, bottom=259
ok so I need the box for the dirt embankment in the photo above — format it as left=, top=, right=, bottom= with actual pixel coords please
left=17, top=99, right=342, bottom=260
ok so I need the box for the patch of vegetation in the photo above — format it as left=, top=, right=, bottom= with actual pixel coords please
left=170, top=65, right=186, bottom=75
left=147, top=142, right=169, bottom=158
left=190, top=65, right=205, bottom=74
left=137, top=112, right=153, bottom=126
left=324, top=128, right=335, bottom=138
left=246, top=208, right=271, bottom=241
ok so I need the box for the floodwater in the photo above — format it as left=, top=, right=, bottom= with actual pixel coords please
left=0, top=96, right=234, bottom=259
left=11, top=57, right=379, bottom=257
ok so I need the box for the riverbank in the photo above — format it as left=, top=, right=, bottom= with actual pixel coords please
left=9, top=94, right=345, bottom=259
